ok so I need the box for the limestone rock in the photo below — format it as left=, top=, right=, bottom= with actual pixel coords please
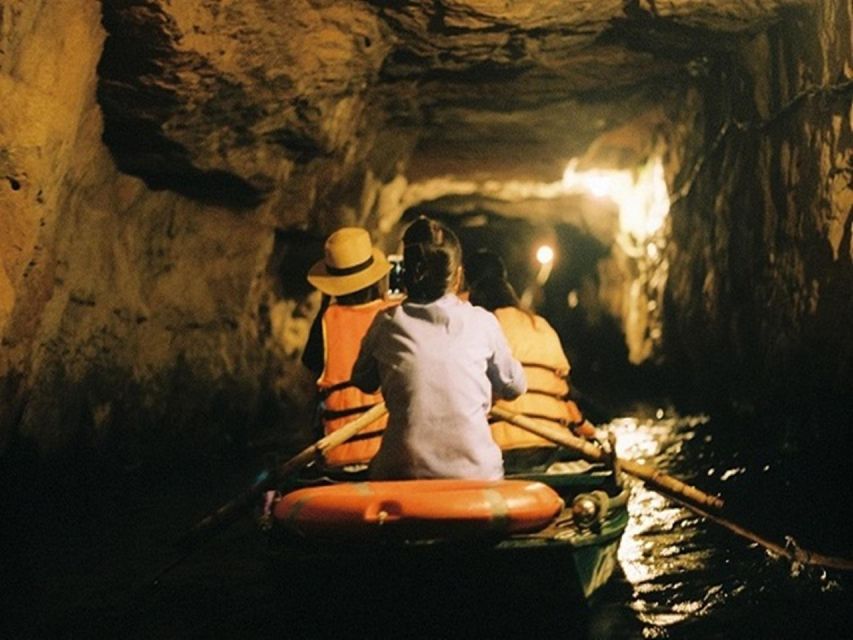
left=0, top=0, right=849, bottom=460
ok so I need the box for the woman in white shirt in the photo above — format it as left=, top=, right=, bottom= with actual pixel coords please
left=352, top=217, right=526, bottom=480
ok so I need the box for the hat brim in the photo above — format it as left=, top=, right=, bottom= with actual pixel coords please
left=307, top=248, right=392, bottom=297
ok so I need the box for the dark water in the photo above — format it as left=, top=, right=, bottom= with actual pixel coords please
left=587, top=411, right=853, bottom=639
left=2, top=410, right=851, bottom=639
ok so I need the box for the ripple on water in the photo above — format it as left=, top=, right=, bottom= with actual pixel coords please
left=599, top=411, right=852, bottom=639
left=608, top=414, right=746, bottom=634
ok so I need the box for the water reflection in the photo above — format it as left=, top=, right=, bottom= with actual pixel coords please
left=598, top=412, right=852, bottom=639
left=606, top=414, right=728, bottom=636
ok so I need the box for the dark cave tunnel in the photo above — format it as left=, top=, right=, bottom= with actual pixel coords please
left=1, top=2, right=852, bottom=637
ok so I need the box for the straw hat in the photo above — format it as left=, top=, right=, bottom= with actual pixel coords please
left=307, top=227, right=392, bottom=297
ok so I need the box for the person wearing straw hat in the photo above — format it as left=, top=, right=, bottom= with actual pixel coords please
left=302, top=227, right=397, bottom=472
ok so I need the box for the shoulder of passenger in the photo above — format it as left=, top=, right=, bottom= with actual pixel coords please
left=473, top=307, right=503, bottom=333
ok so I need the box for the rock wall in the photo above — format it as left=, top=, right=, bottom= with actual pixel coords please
left=1, top=0, right=108, bottom=453
left=1, top=0, right=849, bottom=465
left=0, top=1, right=418, bottom=463
left=1, top=2, right=288, bottom=462
left=663, top=0, right=852, bottom=433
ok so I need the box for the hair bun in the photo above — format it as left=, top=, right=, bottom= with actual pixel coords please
left=401, top=216, right=461, bottom=302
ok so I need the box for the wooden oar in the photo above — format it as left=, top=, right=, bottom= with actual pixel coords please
left=662, top=489, right=853, bottom=571
left=490, top=405, right=853, bottom=571
left=491, top=405, right=723, bottom=510
left=177, top=401, right=388, bottom=548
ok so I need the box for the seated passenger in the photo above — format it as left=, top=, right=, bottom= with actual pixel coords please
left=468, top=268, right=596, bottom=473
left=303, top=227, right=396, bottom=471
left=458, top=247, right=509, bottom=302
left=351, top=217, right=526, bottom=480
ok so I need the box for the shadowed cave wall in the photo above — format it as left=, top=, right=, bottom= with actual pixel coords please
left=0, top=0, right=850, bottom=469
left=663, top=4, right=852, bottom=435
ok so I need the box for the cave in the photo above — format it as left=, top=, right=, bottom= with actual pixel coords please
left=1, top=1, right=851, bottom=637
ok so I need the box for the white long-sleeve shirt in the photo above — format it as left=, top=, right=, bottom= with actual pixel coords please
left=352, top=293, right=526, bottom=480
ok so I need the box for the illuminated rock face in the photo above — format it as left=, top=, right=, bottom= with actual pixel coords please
left=0, top=0, right=849, bottom=458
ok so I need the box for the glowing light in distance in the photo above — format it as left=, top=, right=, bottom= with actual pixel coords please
left=586, top=174, right=612, bottom=197
left=560, top=157, right=671, bottom=241
left=567, top=290, right=579, bottom=309
left=536, top=245, right=554, bottom=265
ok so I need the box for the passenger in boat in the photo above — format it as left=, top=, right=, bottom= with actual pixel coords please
left=351, top=216, right=526, bottom=480
left=467, top=259, right=596, bottom=474
left=302, top=227, right=397, bottom=471
left=456, top=247, right=508, bottom=302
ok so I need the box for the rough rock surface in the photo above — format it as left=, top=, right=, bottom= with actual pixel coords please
left=663, top=1, right=853, bottom=430
left=0, top=0, right=849, bottom=460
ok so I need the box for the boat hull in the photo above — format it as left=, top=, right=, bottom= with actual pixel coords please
left=265, top=467, right=628, bottom=634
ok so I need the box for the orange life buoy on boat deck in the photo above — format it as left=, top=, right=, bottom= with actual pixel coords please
left=273, top=479, right=564, bottom=539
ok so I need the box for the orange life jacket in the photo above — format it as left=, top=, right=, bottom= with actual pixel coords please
left=490, top=306, right=582, bottom=450
left=317, top=299, right=393, bottom=466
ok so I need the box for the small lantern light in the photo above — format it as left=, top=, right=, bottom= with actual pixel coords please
left=536, top=245, right=554, bottom=266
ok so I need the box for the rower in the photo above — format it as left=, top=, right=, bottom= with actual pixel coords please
left=302, top=227, right=397, bottom=474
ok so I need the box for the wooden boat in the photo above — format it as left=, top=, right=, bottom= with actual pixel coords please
left=261, top=456, right=629, bottom=635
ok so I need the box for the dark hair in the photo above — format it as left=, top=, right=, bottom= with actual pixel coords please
left=464, top=249, right=508, bottom=290
left=469, top=275, right=520, bottom=312
left=402, top=217, right=462, bottom=303
left=336, top=282, right=381, bottom=306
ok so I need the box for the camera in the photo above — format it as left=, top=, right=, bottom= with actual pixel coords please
left=388, top=254, right=404, bottom=295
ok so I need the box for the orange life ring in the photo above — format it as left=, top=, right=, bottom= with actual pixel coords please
left=273, top=479, right=564, bottom=539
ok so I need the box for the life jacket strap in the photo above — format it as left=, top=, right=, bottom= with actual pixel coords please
left=319, top=380, right=355, bottom=397
left=525, top=387, right=571, bottom=401
left=322, top=403, right=382, bottom=421
left=492, top=410, right=588, bottom=429
left=519, top=361, right=567, bottom=377
left=345, top=429, right=386, bottom=443
left=490, top=412, right=567, bottom=427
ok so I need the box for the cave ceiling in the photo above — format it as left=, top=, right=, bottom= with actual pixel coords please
left=96, top=0, right=806, bottom=217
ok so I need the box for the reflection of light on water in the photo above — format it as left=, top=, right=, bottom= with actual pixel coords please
left=608, top=415, right=724, bottom=634
left=720, top=467, right=745, bottom=481
left=610, top=417, right=668, bottom=461
left=599, top=413, right=849, bottom=637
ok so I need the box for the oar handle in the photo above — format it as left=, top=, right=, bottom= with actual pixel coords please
left=276, top=402, right=388, bottom=478
left=176, top=469, right=273, bottom=549
left=489, top=405, right=724, bottom=511
left=619, top=459, right=724, bottom=510
left=491, top=405, right=604, bottom=461
left=177, top=402, right=389, bottom=549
